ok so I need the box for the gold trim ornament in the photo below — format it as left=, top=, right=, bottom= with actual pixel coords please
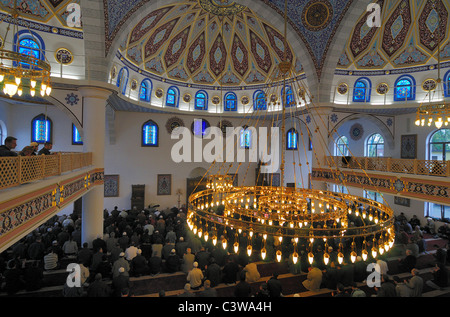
left=55, top=48, right=74, bottom=65
left=376, top=83, right=389, bottom=95
left=422, top=79, right=437, bottom=92
left=183, top=93, right=191, bottom=102
left=212, top=96, right=220, bottom=105
left=166, top=116, right=185, bottom=134
left=337, top=83, right=348, bottom=95
left=155, top=88, right=164, bottom=98
left=241, top=96, right=249, bottom=105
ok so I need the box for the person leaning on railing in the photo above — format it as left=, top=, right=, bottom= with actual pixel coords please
left=0, top=136, right=18, bottom=156
left=19, top=146, right=34, bottom=156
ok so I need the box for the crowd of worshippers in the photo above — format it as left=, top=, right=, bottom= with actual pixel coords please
left=1, top=205, right=449, bottom=297
left=0, top=136, right=54, bottom=157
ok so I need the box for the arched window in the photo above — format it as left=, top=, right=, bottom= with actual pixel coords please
left=116, top=67, right=129, bottom=95
left=286, top=128, right=298, bottom=150
left=394, top=75, right=415, bottom=101
left=335, top=136, right=349, bottom=156
left=32, top=114, right=52, bottom=144
left=224, top=92, right=237, bottom=112
left=444, top=70, right=450, bottom=98
left=353, top=77, right=371, bottom=102
left=13, top=30, right=45, bottom=68
left=253, top=90, right=267, bottom=110
left=166, top=86, right=179, bottom=107
left=72, top=124, right=83, bottom=145
left=194, top=90, right=208, bottom=110
left=240, top=126, right=252, bottom=149
left=366, top=133, right=384, bottom=157
left=191, top=119, right=210, bottom=138
left=139, top=79, right=152, bottom=102
left=429, top=128, right=450, bottom=161
left=282, top=85, right=295, bottom=108
left=142, top=120, right=159, bottom=147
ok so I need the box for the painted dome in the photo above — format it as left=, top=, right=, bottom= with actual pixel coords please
left=116, top=0, right=304, bottom=87
left=338, top=0, right=450, bottom=71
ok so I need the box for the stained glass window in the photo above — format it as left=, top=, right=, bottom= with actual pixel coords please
left=240, top=126, right=251, bottom=149
left=142, top=120, right=158, bottom=147
left=254, top=91, right=267, bottom=110
left=353, top=78, right=371, bottom=102
left=394, top=76, right=415, bottom=101
left=195, top=91, right=208, bottom=110
left=224, top=92, right=237, bottom=111
left=283, top=86, right=295, bottom=108
left=166, top=87, right=179, bottom=107
left=32, top=114, right=51, bottom=143
left=192, top=119, right=210, bottom=138
left=72, top=124, right=83, bottom=145
left=366, top=133, right=384, bottom=157
left=287, top=128, right=298, bottom=150
left=140, top=79, right=152, bottom=102
left=14, top=31, right=45, bottom=68
left=444, top=70, right=450, bottom=98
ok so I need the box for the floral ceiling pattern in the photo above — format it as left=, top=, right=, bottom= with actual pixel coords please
left=338, top=0, right=450, bottom=70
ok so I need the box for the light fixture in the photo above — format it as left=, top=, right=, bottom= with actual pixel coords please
left=415, top=103, right=450, bottom=129
left=186, top=0, right=395, bottom=267
left=0, top=1, right=52, bottom=98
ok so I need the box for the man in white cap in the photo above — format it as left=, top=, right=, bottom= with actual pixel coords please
left=186, top=261, right=204, bottom=290
left=112, top=267, right=130, bottom=297
left=29, top=142, right=39, bottom=155
left=112, top=252, right=130, bottom=278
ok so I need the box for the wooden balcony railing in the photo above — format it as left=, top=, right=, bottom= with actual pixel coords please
left=0, top=152, right=93, bottom=191
left=327, top=156, right=450, bottom=177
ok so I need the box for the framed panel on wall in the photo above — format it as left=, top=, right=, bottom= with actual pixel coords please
left=157, top=174, right=171, bottom=195
left=401, top=134, right=417, bottom=159
left=104, top=175, right=119, bottom=197
left=394, top=196, right=410, bottom=207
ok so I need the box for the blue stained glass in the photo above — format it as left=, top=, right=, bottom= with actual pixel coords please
left=395, top=79, right=412, bottom=99
left=353, top=81, right=367, bottom=101
left=32, top=116, right=50, bottom=143
left=72, top=125, right=83, bottom=145
left=193, top=120, right=208, bottom=136
left=140, top=82, right=148, bottom=101
left=287, top=129, right=298, bottom=150
left=225, top=93, right=237, bottom=111
left=240, top=128, right=251, bottom=149
left=143, top=123, right=158, bottom=146
left=195, top=92, right=207, bottom=110
left=167, top=88, right=177, bottom=107
left=255, top=92, right=266, bottom=110
left=285, top=86, right=294, bottom=108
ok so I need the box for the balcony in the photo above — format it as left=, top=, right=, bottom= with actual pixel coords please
left=327, top=156, right=450, bottom=177
left=0, top=152, right=93, bottom=191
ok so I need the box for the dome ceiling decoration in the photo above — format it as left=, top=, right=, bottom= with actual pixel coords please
left=0, top=0, right=82, bottom=28
left=105, top=0, right=355, bottom=80
left=117, top=1, right=303, bottom=87
left=338, top=0, right=450, bottom=71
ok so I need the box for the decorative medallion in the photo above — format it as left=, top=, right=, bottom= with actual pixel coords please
left=55, top=48, right=73, bottom=65
left=422, top=78, right=437, bottom=91
left=241, top=96, right=249, bottom=105
left=218, top=119, right=233, bottom=135
left=130, top=79, right=138, bottom=90
left=376, top=83, right=389, bottom=95
left=166, top=117, right=185, bottom=134
left=350, top=123, right=364, bottom=141
left=155, top=88, right=164, bottom=98
left=65, top=93, right=80, bottom=106
left=302, top=0, right=333, bottom=31
left=269, top=93, right=278, bottom=105
left=330, top=113, right=338, bottom=123
left=183, top=93, right=192, bottom=103
left=337, top=83, right=348, bottom=95
left=393, top=179, right=405, bottom=192
left=212, top=96, right=220, bottom=105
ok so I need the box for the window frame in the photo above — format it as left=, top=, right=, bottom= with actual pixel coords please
left=194, top=90, right=208, bottom=110
left=31, top=114, right=52, bottom=144
left=253, top=90, right=267, bottom=110
left=72, top=124, right=83, bottom=145
left=224, top=92, right=238, bottom=112
left=139, top=79, right=152, bottom=102
left=335, top=136, right=349, bottom=156
left=428, top=128, right=450, bottom=161
left=366, top=133, right=384, bottom=157
left=352, top=77, right=371, bottom=102
left=142, top=120, right=159, bottom=147
left=166, top=86, right=179, bottom=108
left=116, top=67, right=129, bottom=96
left=394, top=75, right=416, bottom=101
left=13, top=30, right=45, bottom=69
left=286, top=128, right=298, bottom=150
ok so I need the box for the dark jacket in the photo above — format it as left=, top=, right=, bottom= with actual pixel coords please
left=0, top=145, right=18, bottom=157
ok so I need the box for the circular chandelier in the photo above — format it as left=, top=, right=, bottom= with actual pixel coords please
left=187, top=0, right=395, bottom=267
left=0, top=3, right=52, bottom=98
left=415, top=103, right=450, bottom=129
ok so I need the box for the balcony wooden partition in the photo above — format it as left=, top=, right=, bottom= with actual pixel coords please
left=0, top=152, right=93, bottom=191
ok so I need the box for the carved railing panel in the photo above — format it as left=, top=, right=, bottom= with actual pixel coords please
left=0, top=153, right=93, bottom=191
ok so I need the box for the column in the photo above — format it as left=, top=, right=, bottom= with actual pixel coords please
left=79, top=86, right=112, bottom=247
left=309, top=105, right=333, bottom=191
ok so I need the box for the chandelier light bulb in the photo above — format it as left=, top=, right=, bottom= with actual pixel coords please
left=15, top=76, right=21, bottom=85
left=337, top=252, right=344, bottom=265
left=261, top=248, right=267, bottom=260
left=276, top=250, right=282, bottom=262
left=247, top=245, right=252, bottom=257
left=233, top=242, right=239, bottom=254
left=323, top=252, right=330, bottom=266
left=308, top=252, right=314, bottom=265
left=222, top=238, right=227, bottom=250
left=212, top=235, right=217, bottom=246
left=0, top=74, right=4, bottom=82
left=292, top=251, right=298, bottom=264
left=362, top=249, right=368, bottom=261
left=350, top=251, right=357, bottom=263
